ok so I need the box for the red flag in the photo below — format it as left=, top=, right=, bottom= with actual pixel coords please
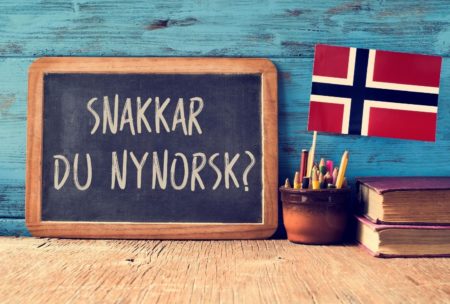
left=308, top=44, right=442, bottom=142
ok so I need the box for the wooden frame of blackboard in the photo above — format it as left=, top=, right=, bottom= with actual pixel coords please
left=26, top=57, right=278, bottom=239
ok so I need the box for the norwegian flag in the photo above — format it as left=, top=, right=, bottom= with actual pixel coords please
left=307, top=44, right=442, bottom=141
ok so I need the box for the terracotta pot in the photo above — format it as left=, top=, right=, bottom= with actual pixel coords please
left=280, top=187, right=351, bottom=244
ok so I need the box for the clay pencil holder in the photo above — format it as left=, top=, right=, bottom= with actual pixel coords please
left=279, top=187, right=351, bottom=244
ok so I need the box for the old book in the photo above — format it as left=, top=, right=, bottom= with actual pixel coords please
left=356, top=215, right=450, bottom=258
left=357, top=177, right=450, bottom=225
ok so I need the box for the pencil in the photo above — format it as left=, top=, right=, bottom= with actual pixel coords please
left=332, top=167, right=338, bottom=185
left=319, top=172, right=326, bottom=189
left=326, top=160, right=333, bottom=176
left=299, top=149, right=309, bottom=179
left=293, top=172, right=301, bottom=189
left=324, top=172, right=332, bottom=186
left=312, top=169, right=320, bottom=190
left=336, top=151, right=349, bottom=189
left=284, top=178, right=291, bottom=188
left=311, top=164, right=318, bottom=180
left=302, top=177, right=310, bottom=189
left=319, top=158, right=326, bottom=175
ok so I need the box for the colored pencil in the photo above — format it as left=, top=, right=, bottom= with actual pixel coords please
left=319, top=158, right=326, bottom=175
left=336, top=151, right=349, bottom=189
left=284, top=178, right=291, bottom=188
left=293, top=171, right=301, bottom=189
left=300, top=149, right=309, bottom=178
left=302, top=177, right=310, bottom=189
left=312, top=169, right=320, bottom=190
left=326, top=160, right=333, bottom=176
left=332, top=167, right=338, bottom=185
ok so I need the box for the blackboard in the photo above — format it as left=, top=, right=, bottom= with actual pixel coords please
left=26, top=58, right=278, bottom=239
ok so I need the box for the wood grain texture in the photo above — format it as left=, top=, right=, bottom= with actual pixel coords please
left=26, top=57, right=278, bottom=239
left=0, top=237, right=449, bottom=303
left=0, top=1, right=449, bottom=57
left=1, top=0, right=450, bottom=235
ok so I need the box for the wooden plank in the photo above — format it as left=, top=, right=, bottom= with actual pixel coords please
left=2, top=56, right=450, bottom=227
left=0, top=219, right=29, bottom=236
left=0, top=1, right=449, bottom=57
left=0, top=238, right=448, bottom=303
left=0, top=180, right=24, bottom=218
left=0, top=57, right=28, bottom=222
left=0, top=58, right=29, bottom=183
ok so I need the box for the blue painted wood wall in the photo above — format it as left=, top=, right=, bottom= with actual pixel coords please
left=1, top=1, right=449, bottom=236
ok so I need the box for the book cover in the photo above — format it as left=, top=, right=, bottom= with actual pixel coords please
left=356, top=176, right=450, bottom=194
left=356, top=215, right=450, bottom=258
left=357, top=214, right=450, bottom=231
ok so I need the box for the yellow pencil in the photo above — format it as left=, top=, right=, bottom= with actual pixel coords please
left=336, top=151, right=349, bottom=189
left=293, top=171, right=301, bottom=189
left=312, top=169, right=320, bottom=190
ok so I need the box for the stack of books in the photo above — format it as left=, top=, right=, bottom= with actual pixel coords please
left=356, top=177, right=450, bottom=258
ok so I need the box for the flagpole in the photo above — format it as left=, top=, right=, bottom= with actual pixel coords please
left=307, top=131, right=317, bottom=180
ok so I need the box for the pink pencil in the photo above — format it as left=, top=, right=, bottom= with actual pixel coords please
left=326, top=160, right=333, bottom=176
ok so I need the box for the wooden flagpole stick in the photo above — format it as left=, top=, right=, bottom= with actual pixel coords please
left=307, top=131, right=317, bottom=179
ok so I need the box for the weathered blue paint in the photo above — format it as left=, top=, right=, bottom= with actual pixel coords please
left=0, top=1, right=449, bottom=235
left=1, top=1, right=450, bottom=57
left=0, top=219, right=29, bottom=236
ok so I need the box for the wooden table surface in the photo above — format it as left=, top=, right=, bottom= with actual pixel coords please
left=0, top=237, right=449, bottom=303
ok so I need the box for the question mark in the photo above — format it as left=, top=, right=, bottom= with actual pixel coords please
left=243, top=151, right=256, bottom=192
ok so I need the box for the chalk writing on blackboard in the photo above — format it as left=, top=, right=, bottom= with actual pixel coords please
left=52, top=94, right=257, bottom=192
left=27, top=58, right=278, bottom=236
